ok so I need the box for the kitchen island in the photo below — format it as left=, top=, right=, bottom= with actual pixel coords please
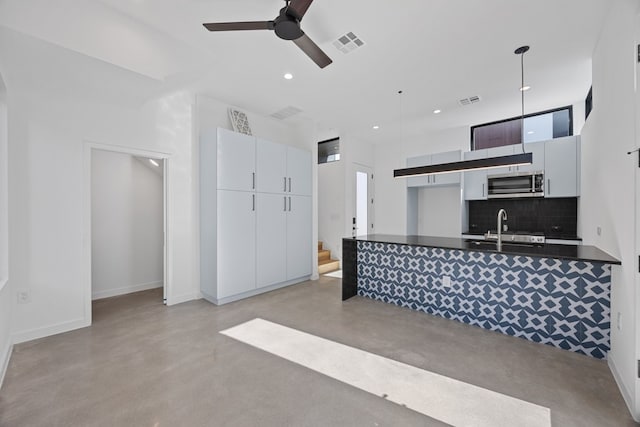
left=342, top=234, right=620, bottom=359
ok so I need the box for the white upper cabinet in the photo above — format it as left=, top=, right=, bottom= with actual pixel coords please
left=463, top=149, right=488, bottom=200
left=287, top=147, right=312, bottom=196
left=513, top=141, right=545, bottom=173
left=406, top=150, right=461, bottom=188
left=430, top=150, right=462, bottom=186
left=217, top=128, right=256, bottom=192
left=406, top=154, right=430, bottom=187
left=545, top=136, right=579, bottom=198
left=256, top=138, right=287, bottom=194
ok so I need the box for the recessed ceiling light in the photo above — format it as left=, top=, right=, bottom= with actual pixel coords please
left=149, top=159, right=159, bottom=167
left=520, top=86, right=531, bottom=91
left=433, top=109, right=442, bottom=114
left=284, top=73, right=293, bottom=80
left=373, top=125, right=380, bottom=130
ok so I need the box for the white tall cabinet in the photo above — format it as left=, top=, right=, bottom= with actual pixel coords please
left=200, top=127, right=312, bottom=305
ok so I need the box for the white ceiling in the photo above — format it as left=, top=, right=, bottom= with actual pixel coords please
left=0, top=0, right=612, bottom=144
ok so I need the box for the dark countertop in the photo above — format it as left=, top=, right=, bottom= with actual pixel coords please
left=347, top=234, right=621, bottom=265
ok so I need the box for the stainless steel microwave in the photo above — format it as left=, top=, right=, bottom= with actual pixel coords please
left=487, top=171, right=544, bottom=198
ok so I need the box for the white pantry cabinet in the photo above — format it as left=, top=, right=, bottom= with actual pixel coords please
left=217, top=127, right=256, bottom=192
left=286, top=195, right=312, bottom=279
left=216, top=190, right=256, bottom=299
left=256, top=140, right=312, bottom=196
left=200, top=128, right=312, bottom=304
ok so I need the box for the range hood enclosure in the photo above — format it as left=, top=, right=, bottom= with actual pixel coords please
left=393, top=152, right=533, bottom=178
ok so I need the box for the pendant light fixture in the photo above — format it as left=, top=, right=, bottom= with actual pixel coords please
left=393, top=46, right=533, bottom=179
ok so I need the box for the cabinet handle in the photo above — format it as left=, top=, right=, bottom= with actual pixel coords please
left=433, top=175, right=436, bottom=184
left=284, top=177, right=287, bottom=192
left=288, top=177, right=292, bottom=193
left=284, top=196, right=287, bottom=211
left=547, top=179, right=550, bottom=195
left=288, top=196, right=291, bottom=211
left=482, top=183, right=485, bottom=197
left=252, top=194, right=255, bottom=211
left=252, top=172, right=255, bottom=190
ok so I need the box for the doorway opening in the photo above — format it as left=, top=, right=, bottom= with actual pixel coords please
left=86, top=145, right=169, bottom=323
left=353, top=165, right=374, bottom=238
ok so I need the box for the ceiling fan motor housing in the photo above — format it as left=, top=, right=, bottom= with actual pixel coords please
left=274, top=7, right=303, bottom=40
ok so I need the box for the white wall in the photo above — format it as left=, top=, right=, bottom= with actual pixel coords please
left=318, top=160, right=345, bottom=261
left=91, top=151, right=163, bottom=300
left=417, top=186, right=463, bottom=237
left=0, top=72, right=12, bottom=389
left=374, top=126, right=469, bottom=235
left=578, top=0, right=639, bottom=419
left=316, top=133, right=374, bottom=263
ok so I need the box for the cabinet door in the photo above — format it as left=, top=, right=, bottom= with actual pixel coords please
left=545, top=136, right=578, bottom=198
left=429, top=150, right=461, bottom=186
left=286, top=195, right=312, bottom=279
left=217, top=128, right=256, bottom=191
left=486, top=145, right=516, bottom=175
left=256, top=193, right=287, bottom=288
left=217, top=190, right=256, bottom=298
left=286, top=147, right=312, bottom=196
left=256, top=139, right=287, bottom=194
left=513, top=141, right=545, bottom=173
left=406, top=155, right=430, bottom=187
left=463, top=150, right=488, bottom=200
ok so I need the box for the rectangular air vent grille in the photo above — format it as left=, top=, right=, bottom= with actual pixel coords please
left=270, top=106, right=303, bottom=120
left=333, top=32, right=365, bottom=54
left=459, top=96, right=481, bottom=106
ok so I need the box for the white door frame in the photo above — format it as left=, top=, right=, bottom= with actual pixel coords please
left=352, top=163, right=374, bottom=237
left=82, top=142, right=172, bottom=325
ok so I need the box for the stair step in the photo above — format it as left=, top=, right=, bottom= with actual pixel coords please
left=318, top=249, right=331, bottom=262
left=318, top=259, right=340, bottom=274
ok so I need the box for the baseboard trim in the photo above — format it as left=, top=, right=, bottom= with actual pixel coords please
left=92, top=281, right=163, bottom=300
left=13, top=317, right=90, bottom=345
left=204, top=276, right=310, bottom=305
left=0, top=341, right=13, bottom=391
left=608, top=353, right=638, bottom=421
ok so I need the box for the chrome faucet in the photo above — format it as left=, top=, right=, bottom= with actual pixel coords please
left=497, top=209, right=507, bottom=251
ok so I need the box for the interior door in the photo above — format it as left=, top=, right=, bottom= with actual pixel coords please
left=353, top=164, right=375, bottom=237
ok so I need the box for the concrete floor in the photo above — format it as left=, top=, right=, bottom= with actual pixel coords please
left=0, top=277, right=636, bottom=426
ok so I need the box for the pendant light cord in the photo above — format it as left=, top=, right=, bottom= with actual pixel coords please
left=520, top=51, right=525, bottom=153
left=515, top=45, right=530, bottom=154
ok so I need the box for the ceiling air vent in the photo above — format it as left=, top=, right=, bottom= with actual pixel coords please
left=270, top=106, right=303, bottom=120
left=458, top=96, right=481, bottom=106
left=333, top=32, right=365, bottom=54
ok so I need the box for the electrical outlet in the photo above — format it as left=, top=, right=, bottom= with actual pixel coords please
left=617, top=312, right=622, bottom=331
left=442, top=275, right=451, bottom=288
left=17, top=290, right=30, bottom=304
left=597, top=226, right=602, bottom=236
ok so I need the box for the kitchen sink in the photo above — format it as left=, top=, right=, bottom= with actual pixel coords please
left=464, top=239, right=540, bottom=249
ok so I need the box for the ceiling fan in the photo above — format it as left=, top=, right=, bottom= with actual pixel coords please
left=203, top=0, right=332, bottom=69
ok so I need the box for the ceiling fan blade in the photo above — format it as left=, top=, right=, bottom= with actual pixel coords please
left=203, top=21, right=274, bottom=32
left=292, top=33, right=332, bottom=68
left=286, top=0, right=314, bottom=20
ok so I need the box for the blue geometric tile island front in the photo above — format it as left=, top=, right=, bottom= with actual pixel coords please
left=356, top=241, right=611, bottom=359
